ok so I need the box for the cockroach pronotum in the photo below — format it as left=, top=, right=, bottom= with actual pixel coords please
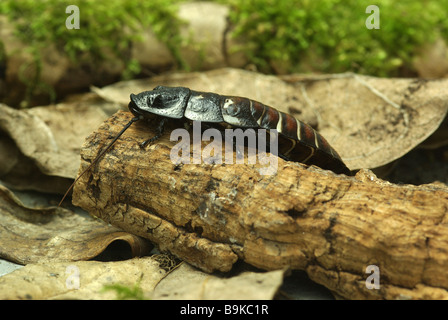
left=58, top=86, right=350, bottom=206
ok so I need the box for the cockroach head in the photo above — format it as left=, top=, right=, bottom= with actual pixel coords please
left=129, top=86, right=190, bottom=119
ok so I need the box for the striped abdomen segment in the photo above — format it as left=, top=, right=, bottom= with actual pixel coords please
left=249, top=99, right=350, bottom=175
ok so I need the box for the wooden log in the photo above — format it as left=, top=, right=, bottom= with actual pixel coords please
left=73, top=110, right=448, bottom=300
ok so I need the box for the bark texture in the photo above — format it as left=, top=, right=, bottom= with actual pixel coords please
left=73, top=111, right=448, bottom=300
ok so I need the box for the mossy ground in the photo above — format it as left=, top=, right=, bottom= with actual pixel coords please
left=1, top=0, right=447, bottom=106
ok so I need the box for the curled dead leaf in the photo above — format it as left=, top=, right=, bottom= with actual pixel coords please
left=0, top=257, right=165, bottom=300
left=152, top=263, right=286, bottom=300
left=0, top=184, right=152, bottom=265
left=0, top=95, right=119, bottom=193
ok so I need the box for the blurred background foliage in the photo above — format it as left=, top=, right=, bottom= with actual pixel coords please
left=0, top=0, right=447, bottom=106
left=225, top=0, right=448, bottom=76
left=0, top=0, right=185, bottom=78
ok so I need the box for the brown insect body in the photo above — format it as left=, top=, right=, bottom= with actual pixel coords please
left=244, top=97, right=349, bottom=175
left=130, top=86, right=350, bottom=175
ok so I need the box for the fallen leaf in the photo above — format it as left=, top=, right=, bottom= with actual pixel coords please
left=0, top=94, right=120, bottom=193
left=0, top=184, right=152, bottom=265
left=0, top=257, right=165, bottom=300
left=297, top=74, right=448, bottom=170
left=152, top=263, right=285, bottom=300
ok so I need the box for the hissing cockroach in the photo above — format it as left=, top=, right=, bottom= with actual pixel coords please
left=58, top=86, right=350, bottom=206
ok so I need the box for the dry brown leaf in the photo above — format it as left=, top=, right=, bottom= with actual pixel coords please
left=0, top=184, right=152, bottom=265
left=298, top=74, right=448, bottom=170
left=152, top=263, right=285, bottom=300
left=0, top=257, right=165, bottom=300
left=0, top=95, right=120, bottom=193
left=91, top=68, right=448, bottom=170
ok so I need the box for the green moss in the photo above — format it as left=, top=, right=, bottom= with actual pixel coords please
left=0, top=0, right=185, bottom=105
left=223, top=0, right=448, bottom=76
left=1, top=0, right=447, bottom=106
left=102, top=282, right=147, bottom=300
left=0, top=0, right=185, bottom=64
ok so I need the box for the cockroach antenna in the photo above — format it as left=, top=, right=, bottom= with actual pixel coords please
left=57, top=116, right=141, bottom=207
